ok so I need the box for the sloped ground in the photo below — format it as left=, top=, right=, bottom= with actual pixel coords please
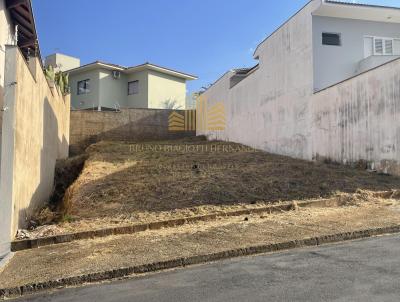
left=2, top=195, right=400, bottom=290
left=27, top=137, right=400, bottom=238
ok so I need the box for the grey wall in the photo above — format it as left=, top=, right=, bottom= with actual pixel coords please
left=312, top=57, right=400, bottom=175
left=313, top=16, right=400, bottom=91
left=198, top=0, right=320, bottom=159
left=198, top=0, right=400, bottom=176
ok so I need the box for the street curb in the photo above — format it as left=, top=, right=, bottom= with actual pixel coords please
left=2, top=225, right=400, bottom=300
left=11, top=198, right=342, bottom=252
left=0, top=253, right=14, bottom=275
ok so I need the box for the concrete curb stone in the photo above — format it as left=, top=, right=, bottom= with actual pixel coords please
left=11, top=198, right=342, bottom=252
left=2, top=224, right=400, bottom=300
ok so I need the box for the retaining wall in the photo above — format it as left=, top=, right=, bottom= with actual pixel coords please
left=70, top=108, right=195, bottom=155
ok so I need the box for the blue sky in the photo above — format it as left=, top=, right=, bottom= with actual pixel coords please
left=32, top=0, right=399, bottom=94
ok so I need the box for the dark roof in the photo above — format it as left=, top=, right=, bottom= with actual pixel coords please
left=6, top=0, right=39, bottom=59
left=233, top=67, right=253, bottom=74
left=233, top=64, right=259, bottom=75
left=325, top=0, right=400, bottom=10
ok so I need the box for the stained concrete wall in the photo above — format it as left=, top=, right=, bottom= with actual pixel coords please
left=70, top=108, right=195, bottom=155
left=197, top=0, right=400, bottom=176
left=0, top=46, right=70, bottom=258
left=312, top=57, right=400, bottom=175
left=198, top=0, right=320, bottom=159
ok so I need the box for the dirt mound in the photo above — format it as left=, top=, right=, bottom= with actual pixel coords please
left=21, top=137, right=400, bottom=238
left=63, top=138, right=400, bottom=222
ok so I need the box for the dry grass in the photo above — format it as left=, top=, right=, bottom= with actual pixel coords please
left=27, top=137, right=400, bottom=237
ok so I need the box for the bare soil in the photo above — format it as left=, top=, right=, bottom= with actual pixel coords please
left=26, top=137, right=400, bottom=238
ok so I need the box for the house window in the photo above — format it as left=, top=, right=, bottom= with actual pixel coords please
left=374, top=38, right=393, bottom=55
left=77, top=79, right=90, bottom=95
left=364, top=36, right=400, bottom=57
left=128, top=80, right=139, bottom=95
left=322, top=33, right=341, bottom=46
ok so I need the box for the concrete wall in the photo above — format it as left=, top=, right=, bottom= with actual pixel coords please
left=312, top=57, right=400, bottom=175
left=0, top=46, right=70, bottom=258
left=313, top=16, right=400, bottom=91
left=69, top=69, right=100, bottom=110
left=70, top=108, right=195, bottom=155
left=198, top=0, right=320, bottom=159
left=197, top=0, right=400, bottom=177
left=148, top=70, right=186, bottom=109
left=45, top=53, right=80, bottom=72
left=357, top=55, right=400, bottom=74
left=0, top=0, right=14, bottom=171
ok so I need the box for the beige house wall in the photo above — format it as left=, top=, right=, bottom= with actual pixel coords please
left=69, top=69, right=100, bottom=110
left=148, top=70, right=186, bottom=109
left=99, top=69, right=128, bottom=109
left=69, top=68, right=190, bottom=110
left=0, top=46, right=70, bottom=257
left=126, top=70, right=149, bottom=108
left=45, top=53, right=80, bottom=72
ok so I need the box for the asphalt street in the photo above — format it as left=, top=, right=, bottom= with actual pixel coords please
left=15, top=234, right=400, bottom=302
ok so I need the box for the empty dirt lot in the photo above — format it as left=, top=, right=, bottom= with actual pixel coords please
left=28, top=137, right=400, bottom=237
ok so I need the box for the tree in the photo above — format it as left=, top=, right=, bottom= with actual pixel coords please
left=162, top=98, right=182, bottom=109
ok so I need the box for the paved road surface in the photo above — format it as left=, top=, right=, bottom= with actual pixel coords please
left=15, top=234, right=400, bottom=302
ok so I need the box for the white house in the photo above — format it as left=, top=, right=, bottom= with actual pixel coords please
left=197, top=0, right=400, bottom=176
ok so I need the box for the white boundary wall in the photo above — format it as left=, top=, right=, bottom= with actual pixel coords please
left=197, top=0, right=400, bottom=176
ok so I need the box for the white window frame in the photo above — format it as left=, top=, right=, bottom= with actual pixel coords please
left=365, top=35, right=400, bottom=56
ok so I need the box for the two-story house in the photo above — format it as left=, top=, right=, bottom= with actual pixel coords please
left=45, top=54, right=197, bottom=111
